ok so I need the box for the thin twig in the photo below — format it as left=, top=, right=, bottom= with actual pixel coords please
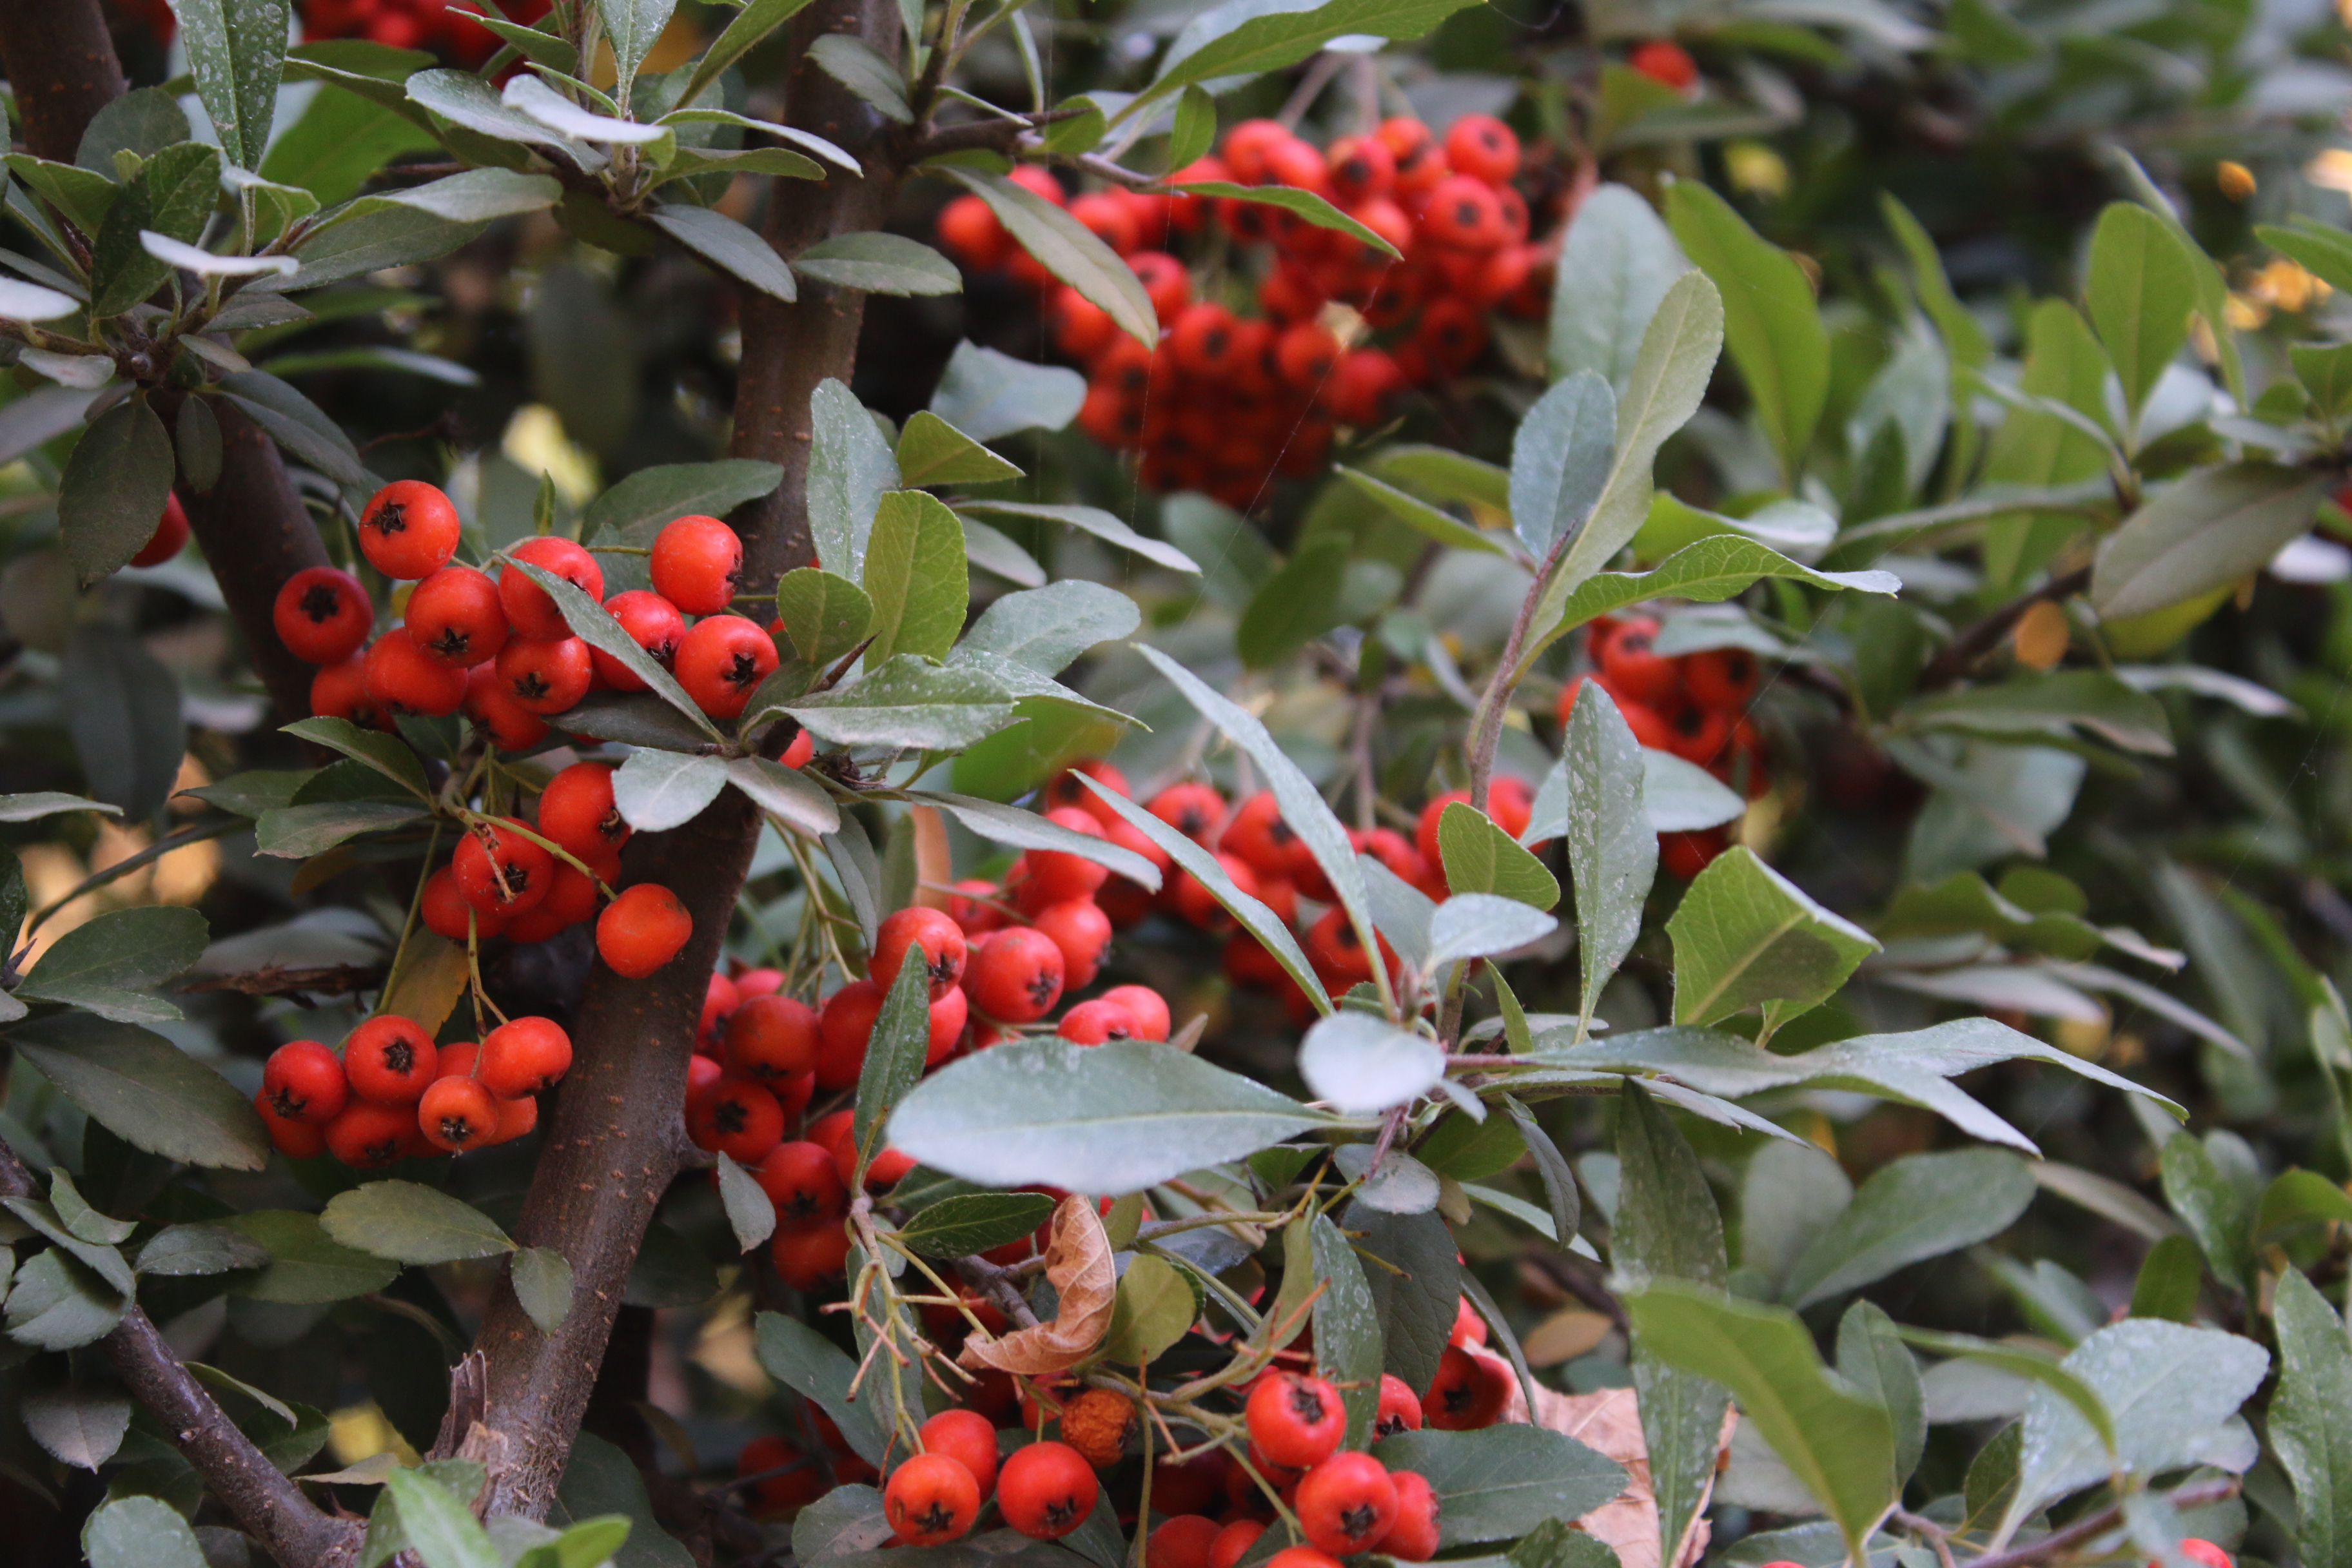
left=1914, top=563, right=2092, bottom=689
left=1965, top=1478, right=2240, bottom=1568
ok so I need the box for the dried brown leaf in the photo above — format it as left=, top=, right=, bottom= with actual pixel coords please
left=957, top=1196, right=1116, bottom=1375
left=1507, top=1380, right=1736, bottom=1568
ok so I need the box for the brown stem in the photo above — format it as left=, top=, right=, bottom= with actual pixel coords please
left=0, top=1139, right=360, bottom=1567
left=954, top=1254, right=1043, bottom=1329
left=1914, top=563, right=2091, bottom=691
left=458, top=0, right=907, bottom=1522
left=1963, top=1478, right=2239, bottom=1568
left=0, top=0, right=126, bottom=164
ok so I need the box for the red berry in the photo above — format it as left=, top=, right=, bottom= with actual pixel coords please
left=418, top=1075, right=499, bottom=1153
left=1166, top=852, right=1256, bottom=934
left=422, top=867, right=500, bottom=940
left=676, top=613, right=779, bottom=720
left=736, top=1434, right=828, bottom=1515
left=1148, top=782, right=1227, bottom=842
left=1070, top=191, right=1142, bottom=255
left=997, top=1441, right=1097, bottom=1540
left=921, top=1409, right=1000, bottom=1498
left=650, top=514, right=744, bottom=616
left=1444, top=113, right=1521, bottom=184
left=1264, top=1551, right=1342, bottom=1568
left=365, top=629, right=467, bottom=716
left=479, top=1014, right=573, bottom=1097
left=1210, top=1521, right=1266, bottom=1568
left=887, top=1452, right=982, bottom=1546
left=928, top=986, right=968, bottom=1066
left=756, top=1140, right=848, bottom=1230
left=874, top=906, right=969, bottom=999
left=359, top=480, right=462, bottom=579
left=729, top=995, right=821, bottom=1081
left=1660, top=828, right=1727, bottom=879
left=1220, top=792, right=1296, bottom=877
left=2168, top=1542, right=2233, bottom=1568
left=1057, top=997, right=1138, bottom=1046
left=1326, top=135, right=1395, bottom=202
left=1422, top=175, right=1506, bottom=250
left=406, top=565, right=508, bottom=667
left=1128, top=251, right=1191, bottom=322
left=593, top=589, right=687, bottom=691
left=816, top=979, right=885, bottom=1090
left=1378, top=1470, right=1440, bottom=1560
left=1025, top=808, right=1112, bottom=903
left=781, top=727, right=815, bottom=769
left=1297, top=1451, right=1398, bottom=1556
left=455, top=818, right=554, bottom=916
left=344, top=1015, right=438, bottom=1106
left=1042, top=759, right=1130, bottom=825
left=1375, top=1372, right=1424, bottom=1438
left=1683, top=647, right=1760, bottom=709
left=1245, top=1371, right=1344, bottom=1468
left=460, top=663, right=547, bottom=749
left=1150, top=1515, right=1222, bottom=1568
left=937, top=194, right=1009, bottom=270
left=1097, top=984, right=1170, bottom=1041
left=310, top=655, right=382, bottom=728
left=274, top=566, right=373, bottom=665
left=262, top=1039, right=348, bottom=1125
left=687, top=1076, right=785, bottom=1163
left=255, top=1090, right=327, bottom=1159
left=965, top=928, right=1066, bottom=1023
left=1600, top=617, right=1680, bottom=703
left=1030, top=899, right=1112, bottom=990
left=1630, top=39, right=1698, bottom=90
left=498, top=536, right=603, bottom=641
left=770, top=1220, right=853, bottom=1289
left=597, top=883, right=692, bottom=977
left=1424, top=1344, right=1510, bottom=1429
left=1274, top=322, right=1340, bottom=389
left=132, top=493, right=189, bottom=566
left=324, top=1099, right=422, bottom=1167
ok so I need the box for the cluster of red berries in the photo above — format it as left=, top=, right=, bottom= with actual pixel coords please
left=295, top=0, right=547, bottom=64
left=934, top=113, right=1546, bottom=507
left=284, top=480, right=789, bottom=741
left=1010, top=760, right=1534, bottom=1023
left=1558, top=615, right=1770, bottom=879
left=683, top=901, right=1176, bottom=1289
left=251, top=1010, right=571, bottom=1165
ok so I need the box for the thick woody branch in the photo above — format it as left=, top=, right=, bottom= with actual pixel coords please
left=0, top=1137, right=360, bottom=1567
left=459, top=0, right=908, bottom=1522
left=0, top=0, right=126, bottom=164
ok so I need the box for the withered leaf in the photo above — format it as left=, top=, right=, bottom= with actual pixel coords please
left=957, top=1195, right=1116, bottom=1375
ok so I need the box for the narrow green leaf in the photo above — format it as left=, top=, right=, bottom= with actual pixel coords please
left=59, top=397, right=175, bottom=589
left=854, top=957, right=932, bottom=1166
left=947, top=170, right=1156, bottom=347
left=861, top=490, right=968, bottom=664
left=1438, top=801, right=1559, bottom=910
left=1781, top=1149, right=2035, bottom=1308
left=2270, top=1268, right=2352, bottom=1568
left=2084, top=202, right=2200, bottom=423
left=1666, top=847, right=1879, bottom=1032
left=1667, top=183, right=1827, bottom=480
left=320, top=1180, right=516, bottom=1265
left=1563, top=683, right=1656, bottom=1021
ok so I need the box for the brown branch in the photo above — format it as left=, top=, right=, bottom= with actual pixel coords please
left=457, top=0, right=911, bottom=1523
left=1914, top=563, right=2091, bottom=691
left=0, top=1137, right=362, bottom=1567
left=954, top=1254, right=1043, bottom=1330
left=0, top=0, right=126, bottom=164
left=1961, top=1477, right=2240, bottom=1568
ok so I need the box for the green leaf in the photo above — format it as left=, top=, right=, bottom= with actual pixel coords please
left=258, top=83, right=438, bottom=208
left=912, top=792, right=1160, bottom=888
left=1426, top=894, right=1554, bottom=974
left=854, top=957, right=932, bottom=1169
left=594, top=0, right=679, bottom=106
left=1896, top=1327, right=2115, bottom=1461
left=1349, top=1204, right=1460, bottom=1395
left=793, top=231, right=961, bottom=295
left=1836, top=1302, right=1926, bottom=1484
left=862, top=491, right=968, bottom=665
left=1549, top=184, right=1689, bottom=392
left=2128, top=1235, right=2203, bottom=1321
left=1166, top=179, right=1400, bottom=257
left=1237, top=536, right=1365, bottom=667
left=1169, top=85, right=1217, bottom=166
left=280, top=715, right=433, bottom=800
left=895, top=411, right=1021, bottom=489
left=1101, top=1251, right=1198, bottom=1364
left=2255, top=1168, right=2352, bottom=1243
left=59, top=397, right=175, bottom=589
left=507, top=556, right=720, bottom=736
left=173, top=0, right=292, bottom=168
left=952, top=580, right=1137, bottom=676
left=277, top=204, right=490, bottom=291
left=215, top=369, right=373, bottom=489
left=784, top=654, right=1016, bottom=750
left=648, top=202, right=796, bottom=300
left=584, top=458, right=781, bottom=547
left=89, top=142, right=221, bottom=317
left=1510, top=371, right=1618, bottom=558
left=1551, top=537, right=1902, bottom=663
left=1667, top=846, right=1879, bottom=1032
left=386, top=1467, right=502, bottom=1568
left=898, top=1191, right=1057, bottom=1258
left=2270, top=1268, right=2352, bottom=1568
left=979, top=503, right=1202, bottom=575
left=2091, top=464, right=2324, bottom=621
left=1667, top=183, right=1827, bottom=481
left=511, top=1246, right=575, bottom=1335
left=793, top=1485, right=893, bottom=1568
left=1527, top=272, right=1725, bottom=663
left=888, top=1037, right=1327, bottom=1193
left=337, top=167, right=563, bottom=226
left=754, top=1311, right=890, bottom=1467
left=612, top=749, right=729, bottom=833
left=84, top=1496, right=206, bottom=1568
left=1563, top=683, right=1656, bottom=1021
left=320, top=1180, right=516, bottom=1265
left=807, top=32, right=911, bottom=121
left=2159, top=1133, right=2249, bottom=1291
left=930, top=341, right=1087, bottom=442
left=1138, top=643, right=1381, bottom=988
left=1297, top=1012, right=1446, bottom=1114
left=2084, top=202, right=2200, bottom=424
left=1308, top=1210, right=1384, bottom=1445
left=715, top=1153, right=777, bottom=1253
left=807, top=378, right=900, bottom=580
left=10, top=1013, right=268, bottom=1170
left=678, top=0, right=818, bottom=107
left=5, top=1249, right=125, bottom=1348
left=2001, top=1318, right=2269, bottom=1534
left=948, top=170, right=1155, bottom=347
left=223, top=1210, right=399, bottom=1303
left=407, top=66, right=595, bottom=162
left=1781, top=1148, right=2035, bottom=1308
left=725, top=756, right=840, bottom=838
left=1626, top=1280, right=1896, bottom=1568
left=1614, top=1080, right=1731, bottom=1563
left=1371, top=1426, right=1628, bottom=1548
left=1144, top=0, right=1483, bottom=105
left=1335, top=467, right=1511, bottom=558
left=1073, top=778, right=1323, bottom=1007
left=774, top=567, right=875, bottom=666
left=255, top=800, right=431, bottom=857
left=5, top=154, right=115, bottom=236
left=17, top=905, right=206, bottom=1022
left=0, top=791, right=123, bottom=822
left=1438, top=801, right=1559, bottom=910
left=135, top=1222, right=271, bottom=1277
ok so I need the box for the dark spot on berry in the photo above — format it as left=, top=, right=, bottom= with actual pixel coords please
left=726, top=651, right=762, bottom=689
left=1338, top=1503, right=1380, bottom=1540
left=1043, top=1496, right=1083, bottom=1528
left=426, top=626, right=470, bottom=658
left=437, top=1113, right=479, bottom=1146
left=1288, top=1382, right=1329, bottom=1424
left=369, top=500, right=407, bottom=535
left=382, top=1040, right=416, bottom=1075
left=910, top=1501, right=957, bottom=1534
left=598, top=808, right=627, bottom=843
left=514, top=672, right=551, bottom=701
left=362, top=1137, right=403, bottom=1164
left=268, top=1086, right=306, bottom=1119
left=1026, top=968, right=1058, bottom=1008
left=713, top=1097, right=749, bottom=1135
left=926, top=950, right=958, bottom=985
left=300, top=583, right=344, bottom=624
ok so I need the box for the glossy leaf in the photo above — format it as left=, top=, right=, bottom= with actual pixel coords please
left=948, top=171, right=1155, bottom=346
left=930, top=341, right=1087, bottom=442
left=1146, top=0, right=1484, bottom=104
left=899, top=1192, right=1057, bottom=1258
left=862, top=490, right=968, bottom=664
left=896, top=410, right=1021, bottom=487
left=83, top=1496, right=206, bottom=1568
left=774, top=567, right=876, bottom=667
left=784, top=655, right=1017, bottom=750
left=612, top=749, right=729, bottom=832
left=1438, top=801, right=1559, bottom=910
left=1781, top=1148, right=2036, bottom=1308
left=1667, top=183, right=1827, bottom=480
left=223, top=1210, right=400, bottom=1303
left=794, top=231, right=961, bottom=295
left=2092, top=464, right=2323, bottom=621
left=1549, top=183, right=1689, bottom=392
left=2270, top=1268, right=2352, bottom=1568
left=1509, top=371, right=1618, bottom=558
left=854, top=958, right=932, bottom=1163
left=10, top=1014, right=268, bottom=1171
left=754, top=1311, right=889, bottom=1466
left=959, top=500, right=1200, bottom=574
left=321, top=1181, right=514, bottom=1264
left=1370, top=1426, right=1627, bottom=1548
left=807, top=378, right=900, bottom=580
left=59, top=397, right=175, bottom=590
left=2084, top=201, right=2200, bottom=422
left=1837, top=1301, right=1927, bottom=1484
left=1297, top=1012, right=1446, bottom=1114
left=1562, top=682, right=1656, bottom=1021
left=649, top=203, right=797, bottom=300
left=1667, top=847, right=1879, bottom=1031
